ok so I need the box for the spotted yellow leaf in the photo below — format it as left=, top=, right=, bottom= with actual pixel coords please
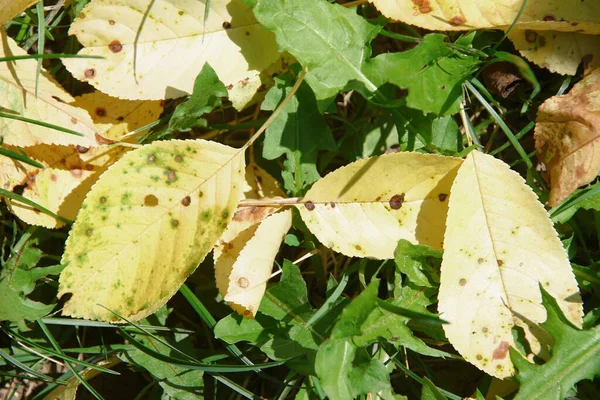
left=0, top=30, right=99, bottom=147
left=62, top=0, right=281, bottom=106
left=298, top=152, right=462, bottom=259
left=58, top=139, right=245, bottom=321
left=215, top=210, right=292, bottom=318
left=438, top=151, right=583, bottom=378
left=72, top=91, right=163, bottom=141
left=4, top=144, right=128, bottom=228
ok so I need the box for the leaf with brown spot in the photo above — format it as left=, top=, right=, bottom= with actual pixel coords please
left=215, top=210, right=292, bottom=318
left=71, top=91, right=163, bottom=141
left=298, top=152, right=462, bottom=259
left=0, top=30, right=99, bottom=147
left=58, top=139, right=245, bottom=321
left=1, top=144, right=128, bottom=228
left=438, top=151, right=582, bottom=379
left=62, top=0, right=283, bottom=110
left=535, top=69, right=600, bottom=206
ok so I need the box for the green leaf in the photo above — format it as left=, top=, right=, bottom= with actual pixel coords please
left=167, top=63, right=227, bottom=133
left=511, top=287, right=600, bottom=400
left=126, top=334, right=204, bottom=400
left=365, top=34, right=479, bottom=115
left=249, top=0, right=380, bottom=102
left=262, top=74, right=337, bottom=194
left=315, top=340, right=391, bottom=400
left=421, top=377, right=447, bottom=400
left=331, top=279, right=379, bottom=340
left=394, top=240, right=442, bottom=288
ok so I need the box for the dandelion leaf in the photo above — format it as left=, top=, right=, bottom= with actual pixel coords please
left=438, top=151, right=583, bottom=378
left=0, top=30, right=99, bottom=147
left=58, top=139, right=245, bottom=321
left=62, top=0, right=280, bottom=104
left=535, top=69, right=600, bottom=206
left=299, top=152, right=462, bottom=259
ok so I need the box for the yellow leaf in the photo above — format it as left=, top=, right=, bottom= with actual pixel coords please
left=298, top=152, right=462, bottom=259
left=62, top=0, right=281, bottom=103
left=369, top=0, right=600, bottom=32
left=0, top=0, right=36, bottom=26
left=508, top=29, right=600, bottom=75
left=58, top=139, right=245, bottom=321
left=0, top=30, right=99, bottom=147
left=215, top=210, right=292, bottom=318
left=71, top=91, right=163, bottom=141
left=5, top=144, right=127, bottom=228
left=438, top=151, right=582, bottom=378
left=535, top=68, right=600, bottom=206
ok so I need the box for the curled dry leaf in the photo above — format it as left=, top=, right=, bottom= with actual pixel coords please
left=438, top=151, right=582, bottom=379
left=58, top=139, right=245, bottom=321
left=535, top=69, right=600, bottom=207
left=62, top=0, right=281, bottom=107
left=0, top=30, right=99, bottom=147
left=215, top=210, right=292, bottom=318
left=214, top=164, right=288, bottom=317
left=71, top=91, right=163, bottom=141
left=369, top=0, right=600, bottom=74
left=298, top=152, right=462, bottom=259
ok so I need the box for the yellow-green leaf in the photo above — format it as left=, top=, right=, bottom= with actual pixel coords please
left=438, top=151, right=583, bottom=378
left=0, top=30, right=99, bottom=147
left=215, top=209, right=292, bottom=318
left=58, top=139, right=245, bottom=321
left=62, top=0, right=281, bottom=104
left=298, top=152, right=462, bottom=259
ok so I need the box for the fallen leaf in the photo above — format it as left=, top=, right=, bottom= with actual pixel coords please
left=215, top=210, right=292, bottom=318
left=0, top=0, right=36, bottom=26
left=298, top=152, right=462, bottom=259
left=535, top=69, right=600, bottom=206
left=62, top=0, right=281, bottom=105
left=58, top=139, right=245, bottom=321
left=71, top=91, right=163, bottom=141
left=0, top=30, right=99, bottom=147
left=438, top=151, right=582, bottom=378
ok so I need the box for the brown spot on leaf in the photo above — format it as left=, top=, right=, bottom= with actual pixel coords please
left=237, top=277, right=249, bottom=288
left=330, top=202, right=336, bottom=208
left=412, top=0, right=432, bottom=13
left=95, top=107, right=107, bottom=117
left=476, top=354, right=483, bottom=361
left=482, top=327, right=488, bottom=333
left=76, top=145, right=89, bottom=154
left=165, top=169, right=177, bottom=182
left=84, top=68, right=96, bottom=78
left=497, top=259, right=504, bottom=266
left=389, top=194, right=405, bottom=210
left=438, top=193, right=448, bottom=202
left=95, top=133, right=115, bottom=145
left=492, top=341, right=510, bottom=360
left=226, top=84, right=233, bottom=90
left=449, top=16, right=465, bottom=26
left=543, top=14, right=556, bottom=21
left=108, top=20, right=115, bottom=25
left=144, top=194, right=158, bottom=206
left=171, top=219, right=179, bottom=228
left=181, top=196, right=191, bottom=206
left=304, top=201, right=315, bottom=211
left=99, top=196, right=107, bottom=204
left=108, top=40, right=123, bottom=53
left=477, top=258, right=484, bottom=264
left=459, top=278, right=467, bottom=286
left=70, top=117, right=78, bottom=124
left=355, top=244, right=362, bottom=251
left=70, top=169, right=83, bottom=178
left=148, top=154, right=156, bottom=163
left=174, top=155, right=183, bottom=163
left=222, top=21, right=231, bottom=29
left=525, top=30, right=538, bottom=43
left=86, top=229, right=93, bottom=236
left=50, top=174, right=57, bottom=182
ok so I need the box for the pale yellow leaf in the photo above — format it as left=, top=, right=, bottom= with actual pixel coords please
left=0, top=30, right=99, bottom=147
left=71, top=91, right=163, bottom=141
left=535, top=68, right=600, bottom=206
left=369, top=0, right=600, bottom=32
left=0, top=0, right=36, bottom=26
left=508, top=29, right=600, bottom=75
left=5, top=144, right=127, bottom=228
left=58, top=139, right=245, bottom=321
left=62, top=0, right=280, bottom=103
left=438, top=151, right=582, bottom=378
left=215, top=210, right=292, bottom=318
left=298, top=152, right=462, bottom=259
